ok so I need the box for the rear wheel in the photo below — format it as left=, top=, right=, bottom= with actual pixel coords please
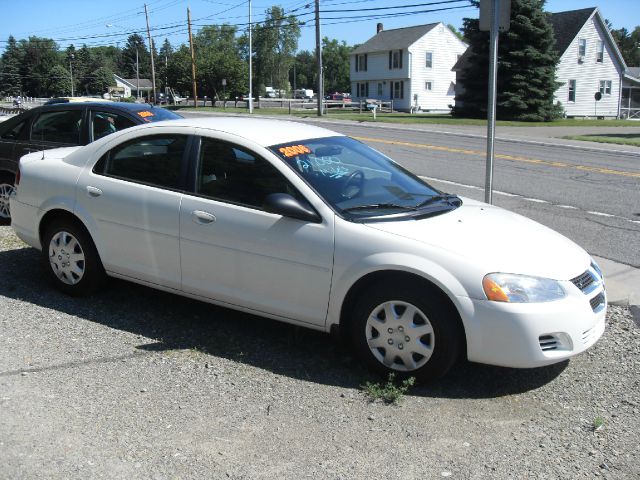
left=42, top=219, right=106, bottom=296
left=350, top=281, right=462, bottom=381
left=0, top=173, right=15, bottom=224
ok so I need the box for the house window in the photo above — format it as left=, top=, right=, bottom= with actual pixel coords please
left=596, top=41, right=604, bottom=63
left=357, top=82, right=369, bottom=97
left=425, top=81, right=433, bottom=91
left=356, top=54, right=367, bottom=72
left=391, top=81, right=404, bottom=99
left=377, top=83, right=383, bottom=96
left=389, top=50, right=403, bottom=69
left=599, top=80, right=612, bottom=95
left=568, top=79, right=576, bottom=102
left=578, top=38, right=586, bottom=58
left=426, top=52, right=433, bottom=68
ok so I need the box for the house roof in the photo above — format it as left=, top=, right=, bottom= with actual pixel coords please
left=547, top=7, right=596, bottom=56
left=626, top=67, right=640, bottom=78
left=452, top=7, right=626, bottom=73
left=114, top=74, right=153, bottom=89
left=352, top=23, right=439, bottom=54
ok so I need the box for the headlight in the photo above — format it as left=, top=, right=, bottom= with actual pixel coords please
left=483, top=273, right=566, bottom=303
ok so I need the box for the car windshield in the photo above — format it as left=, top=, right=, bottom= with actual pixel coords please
left=270, top=136, right=460, bottom=220
left=130, top=107, right=182, bottom=122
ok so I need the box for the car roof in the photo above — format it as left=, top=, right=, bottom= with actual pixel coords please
left=152, top=117, right=344, bottom=147
left=31, top=101, right=164, bottom=112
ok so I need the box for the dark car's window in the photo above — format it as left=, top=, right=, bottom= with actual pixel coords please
left=94, top=135, right=187, bottom=190
left=197, top=138, right=300, bottom=209
left=129, top=107, right=183, bottom=123
left=0, top=119, right=27, bottom=140
left=31, top=110, right=83, bottom=144
left=91, top=111, right=136, bottom=141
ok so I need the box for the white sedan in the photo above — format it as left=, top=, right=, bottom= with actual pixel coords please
left=10, top=118, right=606, bottom=380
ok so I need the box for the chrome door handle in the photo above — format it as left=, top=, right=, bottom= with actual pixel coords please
left=192, top=210, right=216, bottom=225
left=86, top=186, right=103, bottom=197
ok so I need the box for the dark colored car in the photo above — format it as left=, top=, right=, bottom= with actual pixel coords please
left=0, top=102, right=182, bottom=222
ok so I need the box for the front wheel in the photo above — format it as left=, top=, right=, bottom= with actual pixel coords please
left=42, top=219, right=106, bottom=296
left=350, top=281, right=462, bottom=381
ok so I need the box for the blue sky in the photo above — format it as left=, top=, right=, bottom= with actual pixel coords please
left=0, top=0, right=637, bottom=54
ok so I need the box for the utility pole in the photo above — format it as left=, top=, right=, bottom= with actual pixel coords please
left=69, top=54, right=74, bottom=96
left=188, top=7, right=198, bottom=108
left=144, top=3, right=157, bottom=104
left=136, top=48, right=140, bottom=99
left=315, top=0, right=323, bottom=116
left=248, top=0, right=253, bottom=113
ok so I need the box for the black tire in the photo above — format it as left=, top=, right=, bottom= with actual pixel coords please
left=350, top=280, right=462, bottom=382
left=0, top=172, right=15, bottom=225
left=42, top=218, right=106, bottom=296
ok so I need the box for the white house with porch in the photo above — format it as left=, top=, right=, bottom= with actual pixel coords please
left=350, top=23, right=468, bottom=112
left=113, top=74, right=153, bottom=99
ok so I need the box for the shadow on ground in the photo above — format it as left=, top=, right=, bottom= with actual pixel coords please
left=0, top=246, right=567, bottom=399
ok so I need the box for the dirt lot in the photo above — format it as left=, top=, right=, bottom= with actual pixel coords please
left=0, top=226, right=638, bottom=479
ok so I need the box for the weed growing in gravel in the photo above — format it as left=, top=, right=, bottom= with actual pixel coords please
left=362, top=373, right=415, bottom=404
left=592, top=416, right=606, bottom=431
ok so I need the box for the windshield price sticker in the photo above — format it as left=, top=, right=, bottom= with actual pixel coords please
left=137, top=111, right=155, bottom=118
left=279, top=145, right=311, bottom=157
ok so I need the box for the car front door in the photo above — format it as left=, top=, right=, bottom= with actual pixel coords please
left=179, top=136, right=335, bottom=327
left=76, top=133, right=192, bottom=290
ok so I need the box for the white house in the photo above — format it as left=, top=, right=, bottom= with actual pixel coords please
left=350, top=23, right=468, bottom=112
left=113, top=74, right=153, bottom=99
left=549, top=7, right=627, bottom=118
left=454, top=7, right=629, bottom=118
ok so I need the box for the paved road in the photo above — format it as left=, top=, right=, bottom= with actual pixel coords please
left=295, top=120, right=640, bottom=268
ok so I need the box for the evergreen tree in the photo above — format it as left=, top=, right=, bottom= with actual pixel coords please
left=1, top=36, right=23, bottom=96
left=610, top=26, right=640, bottom=66
left=455, top=0, right=562, bottom=121
left=19, top=37, right=60, bottom=97
left=119, top=34, right=150, bottom=79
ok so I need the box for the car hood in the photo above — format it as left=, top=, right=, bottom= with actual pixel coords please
left=364, top=197, right=589, bottom=280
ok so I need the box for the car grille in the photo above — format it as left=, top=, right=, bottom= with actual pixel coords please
left=571, top=270, right=595, bottom=292
left=590, top=292, right=605, bottom=312
left=539, top=334, right=559, bottom=351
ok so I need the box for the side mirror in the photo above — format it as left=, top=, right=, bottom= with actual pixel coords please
left=263, top=193, right=321, bottom=223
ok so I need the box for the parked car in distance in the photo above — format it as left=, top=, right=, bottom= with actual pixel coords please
left=294, top=89, right=314, bottom=99
left=10, top=118, right=606, bottom=381
left=0, top=101, right=182, bottom=222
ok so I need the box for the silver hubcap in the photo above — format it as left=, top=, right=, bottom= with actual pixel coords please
left=365, top=300, right=435, bottom=372
left=49, top=231, right=85, bottom=285
left=0, top=182, right=13, bottom=219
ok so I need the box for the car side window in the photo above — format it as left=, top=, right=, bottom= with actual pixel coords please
left=91, top=111, right=136, bottom=141
left=93, top=135, right=187, bottom=190
left=197, top=138, right=301, bottom=209
left=31, top=110, right=83, bottom=144
left=1, top=120, right=27, bottom=140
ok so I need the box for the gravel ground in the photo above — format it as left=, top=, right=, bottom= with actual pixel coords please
left=0, top=225, right=638, bottom=480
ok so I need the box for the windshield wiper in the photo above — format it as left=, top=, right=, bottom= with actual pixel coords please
left=343, top=203, right=415, bottom=213
left=414, top=194, right=460, bottom=208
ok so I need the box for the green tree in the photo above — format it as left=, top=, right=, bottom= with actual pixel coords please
left=85, top=66, right=114, bottom=95
left=47, top=64, right=72, bottom=96
left=291, top=50, right=315, bottom=90
left=610, top=26, right=640, bottom=66
left=166, top=44, right=193, bottom=97
left=19, top=37, right=61, bottom=97
left=157, top=38, right=173, bottom=91
left=0, top=36, right=23, bottom=96
left=119, top=34, right=150, bottom=79
left=195, top=25, right=247, bottom=102
left=253, top=6, right=300, bottom=93
left=455, top=0, right=562, bottom=121
left=322, top=37, right=352, bottom=94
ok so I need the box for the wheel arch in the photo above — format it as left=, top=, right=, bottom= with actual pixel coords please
left=39, top=208, right=91, bottom=246
left=337, top=269, right=468, bottom=356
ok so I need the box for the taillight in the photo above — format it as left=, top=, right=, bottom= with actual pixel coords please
left=15, top=168, right=20, bottom=186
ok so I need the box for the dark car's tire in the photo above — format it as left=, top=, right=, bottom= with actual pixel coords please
left=42, top=218, right=106, bottom=296
left=0, top=172, right=15, bottom=224
left=350, top=280, right=462, bottom=382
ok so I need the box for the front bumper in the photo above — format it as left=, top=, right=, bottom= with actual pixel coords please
left=457, top=279, right=606, bottom=368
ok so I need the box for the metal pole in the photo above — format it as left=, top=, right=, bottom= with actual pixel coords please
left=187, top=7, right=198, bottom=108
left=144, top=4, right=157, bottom=104
left=315, top=0, right=323, bottom=116
left=136, top=48, right=140, bottom=99
left=248, top=0, right=254, bottom=113
left=69, top=54, right=74, bottom=96
left=484, top=0, right=500, bottom=205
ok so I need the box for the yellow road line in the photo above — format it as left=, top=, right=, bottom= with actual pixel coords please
left=353, top=136, right=640, bottom=179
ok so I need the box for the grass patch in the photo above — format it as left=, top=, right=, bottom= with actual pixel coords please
left=362, top=373, right=415, bottom=404
left=562, top=134, right=640, bottom=147
left=171, top=105, right=640, bottom=127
